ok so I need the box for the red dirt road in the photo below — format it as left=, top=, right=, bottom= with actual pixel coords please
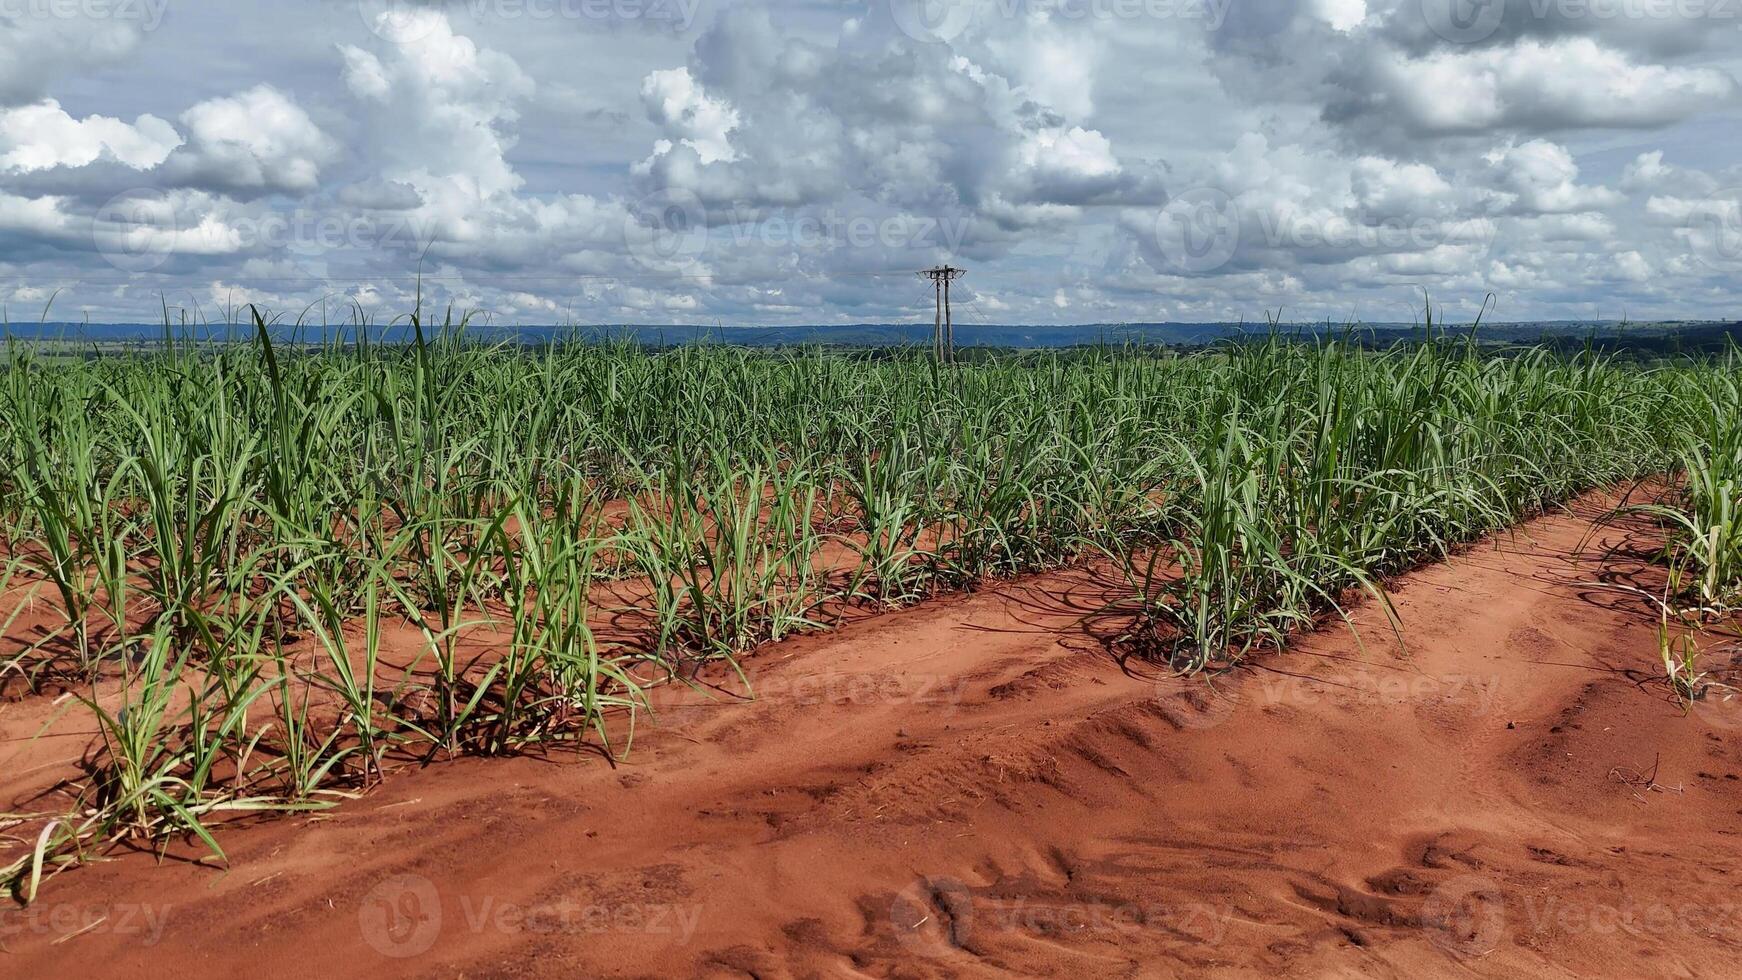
left=5, top=494, right=1741, bottom=977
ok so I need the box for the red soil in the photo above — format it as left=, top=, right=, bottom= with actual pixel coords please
left=4, top=491, right=1741, bottom=977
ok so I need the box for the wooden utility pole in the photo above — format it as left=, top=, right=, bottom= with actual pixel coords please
left=918, top=265, right=965, bottom=363
left=932, top=274, right=942, bottom=360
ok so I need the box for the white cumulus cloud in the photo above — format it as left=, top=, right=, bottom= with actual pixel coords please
left=160, top=86, right=335, bottom=196
left=0, top=100, right=181, bottom=172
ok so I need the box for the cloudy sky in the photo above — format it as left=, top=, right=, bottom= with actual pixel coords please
left=2, top=0, right=1740, bottom=326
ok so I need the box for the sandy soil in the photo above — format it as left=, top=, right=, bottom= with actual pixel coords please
left=3, top=492, right=1740, bottom=978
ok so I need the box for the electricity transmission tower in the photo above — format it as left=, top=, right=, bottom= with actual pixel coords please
left=918, top=265, right=965, bottom=363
